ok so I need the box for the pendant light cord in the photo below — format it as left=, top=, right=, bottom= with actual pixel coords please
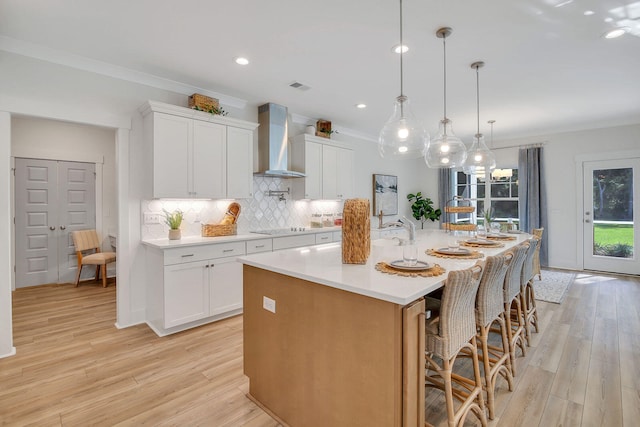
left=399, top=0, right=404, bottom=98
left=476, top=64, right=480, bottom=136
left=442, top=35, right=447, bottom=120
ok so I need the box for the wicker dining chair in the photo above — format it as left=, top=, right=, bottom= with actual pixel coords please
left=532, top=228, right=544, bottom=280
left=71, top=229, right=116, bottom=288
left=473, top=253, right=514, bottom=420
left=521, top=237, right=541, bottom=346
left=502, top=243, right=529, bottom=376
left=424, top=265, right=487, bottom=427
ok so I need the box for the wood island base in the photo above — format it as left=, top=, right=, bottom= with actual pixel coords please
left=243, top=265, right=425, bottom=427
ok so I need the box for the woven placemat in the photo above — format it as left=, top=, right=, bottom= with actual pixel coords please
left=461, top=241, right=505, bottom=249
left=426, top=248, right=484, bottom=259
left=375, top=262, right=446, bottom=277
left=486, top=235, right=517, bottom=241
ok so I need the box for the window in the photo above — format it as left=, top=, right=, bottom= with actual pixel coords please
left=452, top=169, right=519, bottom=226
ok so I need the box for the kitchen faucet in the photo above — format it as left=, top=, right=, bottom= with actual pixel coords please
left=386, top=216, right=416, bottom=243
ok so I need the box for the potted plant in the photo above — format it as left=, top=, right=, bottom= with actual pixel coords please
left=407, top=192, right=442, bottom=229
left=163, top=209, right=183, bottom=240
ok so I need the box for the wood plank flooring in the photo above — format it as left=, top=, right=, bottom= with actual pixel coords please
left=1, top=271, right=638, bottom=426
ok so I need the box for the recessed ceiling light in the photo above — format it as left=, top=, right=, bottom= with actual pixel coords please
left=604, top=17, right=614, bottom=23
left=355, top=103, right=367, bottom=109
left=392, top=44, right=409, bottom=54
left=584, top=10, right=594, bottom=16
left=604, top=28, right=626, bottom=39
left=234, top=57, right=249, bottom=65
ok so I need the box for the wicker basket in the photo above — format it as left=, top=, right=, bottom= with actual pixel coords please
left=444, top=206, right=475, bottom=213
left=189, top=93, right=219, bottom=111
left=443, top=223, right=477, bottom=231
left=202, top=223, right=237, bottom=237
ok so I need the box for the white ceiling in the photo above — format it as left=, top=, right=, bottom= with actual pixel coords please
left=1, top=0, right=639, bottom=142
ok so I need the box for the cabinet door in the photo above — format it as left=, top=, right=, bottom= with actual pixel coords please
left=336, top=147, right=354, bottom=199
left=153, top=113, right=191, bottom=198
left=210, top=257, right=243, bottom=316
left=193, top=120, right=226, bottom=199
left=303, top=141, right=323, bottom=199
left=227, top=126, right=254, bottom=199
left=164, top=260, right=210, bottom=328
left=322, top=145, right=340, bottom=199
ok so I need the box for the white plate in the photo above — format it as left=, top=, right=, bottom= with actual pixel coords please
left=487, top=233, right=508, bottom=238
left=435, top=247, right=472, bottom=256
left=388, top=260, right=432, bottom=271
left=507, top=230, right=523, bottom=234
left=465, top=239, right=498, bottom=245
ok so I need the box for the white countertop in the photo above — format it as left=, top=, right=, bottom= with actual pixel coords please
left=238, top=229, right=530, bottom=306
left=141, top=226, right=343, bottom=249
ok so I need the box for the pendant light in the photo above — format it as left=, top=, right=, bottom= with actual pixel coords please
left=378, top=0, right=427, bottom=159
left=424, top=27, right=466, bottom=168
left=463, top=61, right=496, bottom=174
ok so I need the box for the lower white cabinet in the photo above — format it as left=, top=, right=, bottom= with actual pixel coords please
left=146, top=241, right=245, bottom=336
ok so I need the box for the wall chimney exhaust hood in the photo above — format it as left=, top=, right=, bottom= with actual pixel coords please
left=255, top=103, right=305, bottom=178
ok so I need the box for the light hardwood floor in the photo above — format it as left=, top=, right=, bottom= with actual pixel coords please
left=1, top=271, right=638, bottom=426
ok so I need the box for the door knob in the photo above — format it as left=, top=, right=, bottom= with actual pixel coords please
left=585, top=211, right=591, bottom=215
left=49, top=226, right=56, bottom=231
left=585, top=219, right=591, bottom=223
left=60, top=225, right=66, bottom=230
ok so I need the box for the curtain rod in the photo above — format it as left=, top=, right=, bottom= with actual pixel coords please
left=490, top=142, right=546, bottom=151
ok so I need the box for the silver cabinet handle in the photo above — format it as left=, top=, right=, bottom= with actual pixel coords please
left=181, top=254, right=194, bottom=258
left=60, top=225, right=66, bottom=230
left=585, top=219, right=591, bottom=223
left=255, top=244, right=265, bottom=248
left=222, top=249, right=234, bottom=253
left=49, top=226, right=56, bottom=231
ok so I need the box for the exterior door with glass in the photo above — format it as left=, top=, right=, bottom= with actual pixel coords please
left=582, top=158, right=639, bottom=275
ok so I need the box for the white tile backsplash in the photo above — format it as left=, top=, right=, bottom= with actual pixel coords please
left=141, top=176, right=344, bottom=239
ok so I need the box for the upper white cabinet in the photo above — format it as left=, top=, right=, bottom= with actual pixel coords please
left=291, top=134, right=354, bottom=200
left=140, top=101, right=258, bottom=199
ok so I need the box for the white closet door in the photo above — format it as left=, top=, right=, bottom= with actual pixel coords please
left=15, top=158, right=96, bottom=287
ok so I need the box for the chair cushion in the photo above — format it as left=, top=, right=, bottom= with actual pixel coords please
left=81, top=252, right=116, bottom=265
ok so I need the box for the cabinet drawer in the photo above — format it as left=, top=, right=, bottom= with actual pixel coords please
left=272, top=234, right=316, bottom=251
left=164, top=241, right=246, bottom=265
left=315, top=232, right=333, bottom=244
left=246, top=238, right=273, bottom=254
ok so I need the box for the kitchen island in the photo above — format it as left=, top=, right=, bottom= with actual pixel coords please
left=239, top=230, right=528, bottom=427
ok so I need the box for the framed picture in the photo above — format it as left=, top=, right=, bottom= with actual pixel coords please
left=373, top=174, right=398, bottom=215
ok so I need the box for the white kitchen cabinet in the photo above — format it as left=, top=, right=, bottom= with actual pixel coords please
left=226, top=126, right=254, bottom=199
left=210, top=257, right=243, bottom=316
left=291, top=134, right=354, bottom=200
left=164, top=260, right=210, bottom=328
left=141, top=101, right=257, bottom=199
left=145, top=240, right=246, bottom=336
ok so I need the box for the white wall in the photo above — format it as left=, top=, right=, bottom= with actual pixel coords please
left=494, top=123, right=640, bottom=270
left=0, top=112, right=15, bottom=358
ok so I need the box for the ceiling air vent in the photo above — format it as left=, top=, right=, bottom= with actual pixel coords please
left=289, top=81, right=311, bottom=91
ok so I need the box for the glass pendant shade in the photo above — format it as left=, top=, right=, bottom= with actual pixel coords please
left=463, top=133, right=496, bottom=174
left=424, top=118, right=467, bottom=168
left=378, top=95, right=427, bottom=159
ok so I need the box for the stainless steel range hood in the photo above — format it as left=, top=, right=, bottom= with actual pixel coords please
left=255, top=103, right=305, bottom=178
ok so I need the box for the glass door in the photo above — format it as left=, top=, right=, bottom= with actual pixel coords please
left=583, top=158, right=639, bottom=275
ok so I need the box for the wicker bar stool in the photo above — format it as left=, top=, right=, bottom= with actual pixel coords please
left=532, top=228, right=544, bottom=280
left=473, top=253, right=514, bottom=420
left=503, top=243, right=529, bottom=376
left=424, top=265, right=487, bottom=427
left=521, top=237, right=541, bottom=346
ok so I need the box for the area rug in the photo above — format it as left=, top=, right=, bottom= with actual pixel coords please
left=533, top=269, right=576, bottom=304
